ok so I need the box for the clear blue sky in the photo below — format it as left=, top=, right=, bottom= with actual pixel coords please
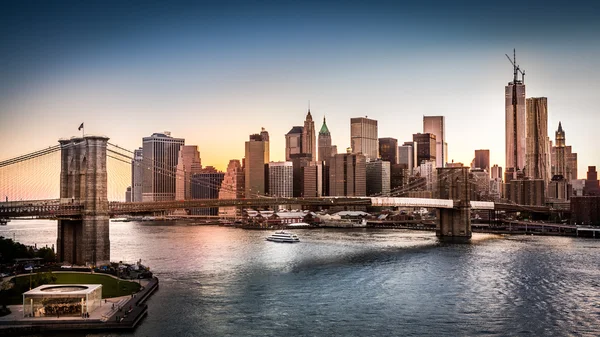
left=1, top=0, right=599, bottom=177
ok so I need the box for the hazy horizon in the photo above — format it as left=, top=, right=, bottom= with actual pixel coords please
left=1, top=1, right=599, bottom=189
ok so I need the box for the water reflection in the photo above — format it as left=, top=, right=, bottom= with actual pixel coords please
left=2, top=220, right=600, bottom=336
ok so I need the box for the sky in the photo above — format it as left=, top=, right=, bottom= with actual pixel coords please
left=1, top=0, right=599, bottom=184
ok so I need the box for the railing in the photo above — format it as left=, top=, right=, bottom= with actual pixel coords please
left=0, top=203, right=84, bottom=217
left=0, top=197, right=563, bottom=218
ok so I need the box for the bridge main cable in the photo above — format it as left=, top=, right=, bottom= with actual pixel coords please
left=0, top=145, right=61, bottom=168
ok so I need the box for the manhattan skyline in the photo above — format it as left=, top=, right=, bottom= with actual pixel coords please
left=0, top=1, right=599, bottom=175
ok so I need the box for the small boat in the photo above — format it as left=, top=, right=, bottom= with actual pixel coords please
left=0, top=218, right=9, bottom=226
left=266, top=231, right=300, bottom=243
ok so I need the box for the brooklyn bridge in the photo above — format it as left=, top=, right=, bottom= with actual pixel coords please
left=0, top=135, right=563, bottom=266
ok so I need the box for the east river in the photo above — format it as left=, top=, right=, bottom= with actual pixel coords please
left=2, top=220, right=600, bottom=336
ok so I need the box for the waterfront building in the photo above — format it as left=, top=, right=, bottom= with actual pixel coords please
left=23, top=284, right=103, bottom=318
left=285, top=126, right=303, bottom=161
left=142, top=132, right=185, bottom=202
left=505, top=60, right=527, bottom=179
left=245, top=129, right=269, bottom=197
left=474, top=150, right=490, bottom=174
left=175, top=145, right=202, bottom=200
left=318, top=117, right=333, bottom=162
left=366, top=160, right=391, bottom=196
left=379, top=138, right=398, bottom=164
left=413, top=133, right=436, bottom=167
left=525, top=97, right=550, bottom=186
left=509, top=179, right=545, bottom=206
left=131, top=148, right=143, bottom=202
left=191, top=167, right=225, bottom=216
left=350, top=117, right=378, bottom=160
left=423, top=116, right=447, bottom=168
left=328, top=152, right=366, bottom=197
left=268, top=162, right=294, bottom=197
left=302, top=110, right=316, bottom=161
left=571, top=196, right=600, bottom=225
left=218, top=160, right=245, bottom=217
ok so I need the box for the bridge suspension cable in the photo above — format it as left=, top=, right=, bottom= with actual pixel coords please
left=105, top=143, right=272, bottom=201
left=0, top=144, right=65, bottom=201
left=0, top=145, right=61, bottom=168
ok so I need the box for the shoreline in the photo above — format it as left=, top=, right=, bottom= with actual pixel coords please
left=0, top=276, right=159, bottom=335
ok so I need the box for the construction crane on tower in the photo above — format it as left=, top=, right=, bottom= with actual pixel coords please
left=506, top=49, right=525, bottom=84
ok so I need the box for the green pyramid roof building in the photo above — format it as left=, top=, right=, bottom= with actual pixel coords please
left=319, top=117, right=330, bottom=135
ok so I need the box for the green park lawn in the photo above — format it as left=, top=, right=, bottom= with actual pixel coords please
left=3, top=272, right=141, bottom=305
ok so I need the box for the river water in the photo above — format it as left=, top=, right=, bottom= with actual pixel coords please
left=2, top=220, right=600, bottom=336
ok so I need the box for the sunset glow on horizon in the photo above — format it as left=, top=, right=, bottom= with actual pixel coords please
left=1, top=0, right=599, bottom=200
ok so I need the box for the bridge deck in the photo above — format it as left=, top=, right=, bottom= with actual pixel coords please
left=0, top=197, right=558, bottom=218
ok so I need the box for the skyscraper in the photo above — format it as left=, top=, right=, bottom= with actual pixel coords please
left=302, top=110, right=316, bottom=161
left=584, top=166, right=600, bottom=196
left=285, top=126, right=303, bottom=161
left=423, top=116, right=446, bottom=168
left=378, top=137, right=398, bottom=164
left=245, top=130, right=269, bottom=197
left=318, top=117, right=332, bottom=162
left=142, top=132, right=185, bottom=202
left=553, top=122, right=567, bottom=178
left=399, top=142, right=417, bottom=173
left=474, top=150, right=490, bottom=174
left=328, top=153, right=366, bottom=196
left=218, top=159, right=245, bottom=217
left=191, top=167, right=225, bottom=216
left=505, top=50, right=526, bottom=179
left=131, top=148, right=143, bottom=202
left=350, top=117, right=378, bottom=160
left=302, top=161, right=323, bottom=197
left=568, top=150, right=578, bottom=180
left=525, top=97, right=550, bottom=185
left=366, top=160, right=391, bottom=196
left=268, top=162, right=294, bottom=197
left=548, top=122, right=569, bottom=201
left=491, top=164, right=503, bottom=180
left=175, top=145, right=202, bottom=200
left=551, top=131, right=578, bottom=181
left=413, top=133, right=436, bottom=167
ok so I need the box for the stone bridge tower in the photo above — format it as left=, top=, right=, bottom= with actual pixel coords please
left=57, top=136, right=110, bottom=266
left=436, top=167, right=472, bottom=243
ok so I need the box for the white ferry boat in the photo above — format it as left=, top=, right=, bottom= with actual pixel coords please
left=266, top=231, right=300, bottom=243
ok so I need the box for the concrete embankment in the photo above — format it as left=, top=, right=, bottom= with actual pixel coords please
left=0, top=276, right=159, bottom=335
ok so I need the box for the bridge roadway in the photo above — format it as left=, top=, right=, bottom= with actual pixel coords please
left=0, top=197, right=561, bottom=219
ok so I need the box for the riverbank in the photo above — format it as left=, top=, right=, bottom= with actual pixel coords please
left=0, top=275, right=159, bottom=335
